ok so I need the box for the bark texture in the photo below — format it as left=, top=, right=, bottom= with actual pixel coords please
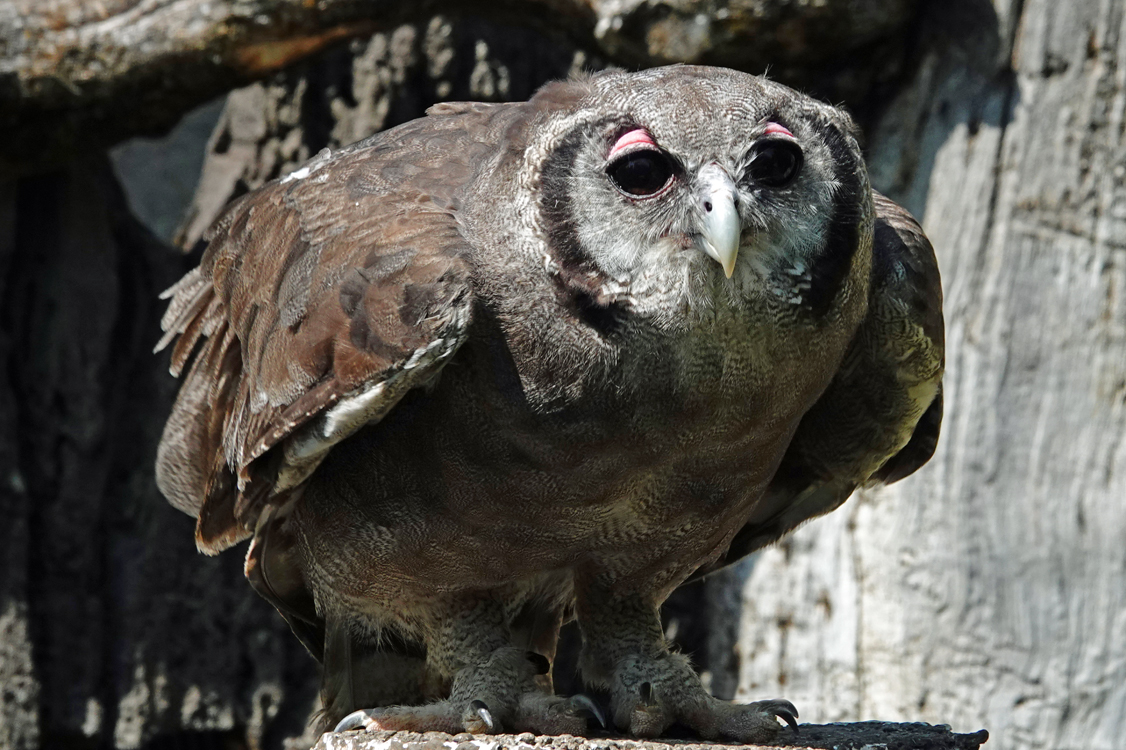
left=0, top=0, right=917, bottom=174
left=722, top=1, right=1126, bottom=749
left=171, top=15, right=597, bottom=250
left=0, top=156, right=322, bottom=750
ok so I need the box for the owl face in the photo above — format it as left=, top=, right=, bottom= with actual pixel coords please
left=532, top=66, right=871, bottom=321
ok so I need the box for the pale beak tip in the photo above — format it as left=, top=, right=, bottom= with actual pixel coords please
left=697, top=163, right=741, bottom=280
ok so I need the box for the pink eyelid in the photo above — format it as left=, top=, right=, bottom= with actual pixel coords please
left=764, top=122, right=795, bottom=138
left=608, top=128, right=657, bottom=158
left=606, top=123, right=792, bottom=159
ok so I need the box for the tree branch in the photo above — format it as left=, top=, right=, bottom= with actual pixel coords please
left=0, top=0, right=917, bottom=173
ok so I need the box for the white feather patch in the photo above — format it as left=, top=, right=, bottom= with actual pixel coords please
left=273, top=324, right=466, bottom=493
left=279, top=147, right=333, bottom=184
left=279, top=166, right=310, bottom=184
left=321, top=381, right=389, bottom=439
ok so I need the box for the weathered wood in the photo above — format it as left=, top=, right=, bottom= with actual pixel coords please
left=172, top=14, right=595, bottom=250
left=0, top=0, right=917, bottom=174
left=0, top=179, right=39, bottom=750
left=312, top=724, right=990, bottom=750
left=722, top=1, right=1126, bottom=749
left=0, top=155, right=322, bottom=750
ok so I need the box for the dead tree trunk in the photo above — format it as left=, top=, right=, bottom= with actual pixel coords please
left=0, top=156, right=322, bottom=750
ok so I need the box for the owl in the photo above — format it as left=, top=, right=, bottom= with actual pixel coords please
left=156, top=65, right=943, bottom=742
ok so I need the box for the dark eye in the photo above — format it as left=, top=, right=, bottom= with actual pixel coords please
left=747, top=140, right=803, bottom=188
left=607, top=150, right=674, bottom=197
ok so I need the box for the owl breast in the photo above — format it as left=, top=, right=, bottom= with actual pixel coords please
left=294, top=297, right=848, bottom=602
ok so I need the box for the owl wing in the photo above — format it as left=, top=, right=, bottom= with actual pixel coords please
left=863, top=193, right=945, bottom=483
left=156, top=102, right=511, bottom=554
left=693, top=192, right=945, bottom=578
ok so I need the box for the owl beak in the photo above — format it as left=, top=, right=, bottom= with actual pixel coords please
left=697, top=164, right=741, bottom=278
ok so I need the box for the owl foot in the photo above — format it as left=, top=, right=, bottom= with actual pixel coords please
left=610, top=653, right=798, bottom=742
left=334, top=647, right=600, bottom=736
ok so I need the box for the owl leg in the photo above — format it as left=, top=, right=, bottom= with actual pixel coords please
left=334, top=599, right=597, bottom=735
left=576, top=578, right=798, bottom=742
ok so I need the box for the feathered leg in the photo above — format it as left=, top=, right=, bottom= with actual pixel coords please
left=334, top=598, right=598, bottom=735
left=576, top=574, right=797, bottom=742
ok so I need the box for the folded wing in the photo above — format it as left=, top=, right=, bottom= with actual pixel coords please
left=154, top=106, right=510, bottom=554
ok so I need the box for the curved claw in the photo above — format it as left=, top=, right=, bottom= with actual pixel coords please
left=470, top=699, right=496, bottom=732
left=569, top=693, right=607, bottom=729
left=334, top=709, right=374, bottom=733
left=770, top=700, right=799, bottom=734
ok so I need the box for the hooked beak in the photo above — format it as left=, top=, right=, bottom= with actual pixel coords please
left=696, top=164, right=741, bottom=278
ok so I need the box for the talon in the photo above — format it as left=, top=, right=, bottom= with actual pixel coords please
left=525, top=651, right=551, bottom=675
left=334, top=709, right=373, bottom=733
left=638, top=682, right=654, bottom=706
left=570, top=693, right=607, bottom=729
left=771, top=700, right=799, bottom=733
left=470, top=699, right=495, bottom=732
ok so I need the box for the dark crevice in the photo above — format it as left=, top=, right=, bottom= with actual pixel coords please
left=100, top=161, right=172, bottom=750
left=10, top=168, right=62, bottom=749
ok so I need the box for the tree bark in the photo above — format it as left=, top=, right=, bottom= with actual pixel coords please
left=0, top=0, right=917, bottom=174
left=0, top=155, right=322, bottom=750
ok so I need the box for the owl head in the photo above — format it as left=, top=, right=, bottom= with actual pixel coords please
left=517, top=65, right=873, bottom=323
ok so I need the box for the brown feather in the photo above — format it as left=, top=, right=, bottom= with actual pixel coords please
left=154, top=104, right=525, bottom=551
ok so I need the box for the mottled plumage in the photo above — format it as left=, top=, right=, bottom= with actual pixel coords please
left=157, top=65, right=943, bottom=741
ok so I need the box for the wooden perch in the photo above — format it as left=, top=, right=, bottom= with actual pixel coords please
left=314, top=723, right=990, bottom=750
left=0, top=0, right=915, bottom=174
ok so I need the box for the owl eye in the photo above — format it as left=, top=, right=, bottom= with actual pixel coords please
left=607, top=150, right=674, bottom=197
left=747, top=140, right=803, bottom=188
